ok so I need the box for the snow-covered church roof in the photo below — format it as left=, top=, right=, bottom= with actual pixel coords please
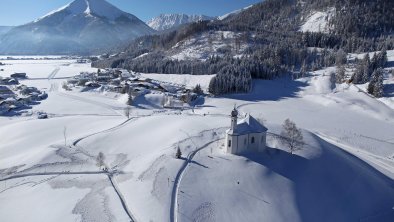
left=227, top=114, right=268, bottom=135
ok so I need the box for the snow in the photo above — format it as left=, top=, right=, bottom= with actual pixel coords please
left=36, top=0, right=131, bottom=22
left=1, top=53, right=394, bottom=222
left=178, top=128, right=394, bottom=222
left=299, top=8, right=335, bottom=33
left=0, top=176, right=89, bottom=222
left=218, top=5, right=254, bottom=20
left=170, top=31, right=249, bottom=61
left=141, top=73, right=215, bottom=91
left=147, top=14, right=214, bottom=31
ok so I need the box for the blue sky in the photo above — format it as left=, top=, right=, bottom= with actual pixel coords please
left=0, top=0, right=261, bottom=26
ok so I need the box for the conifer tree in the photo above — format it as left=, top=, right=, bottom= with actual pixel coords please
left=373, top=68, right=384, bottom=98
left=175, top=147, right=182, bottom=159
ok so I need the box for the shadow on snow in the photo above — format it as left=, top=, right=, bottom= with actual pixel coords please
left=241, top=134, right=394, bottom=222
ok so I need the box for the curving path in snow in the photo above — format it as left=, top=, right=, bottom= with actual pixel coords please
left=170, top=137, right=224, bottom=222
left=108, top=175, right=137, bottom=222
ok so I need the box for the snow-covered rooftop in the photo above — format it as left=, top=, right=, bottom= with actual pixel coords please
left=227, top=113, right=268, bottom=135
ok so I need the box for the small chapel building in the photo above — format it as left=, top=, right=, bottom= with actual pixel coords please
left=225, top=108, right=268, bottom=155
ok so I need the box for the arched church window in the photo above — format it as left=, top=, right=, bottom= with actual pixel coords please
left=251, top=137, right=255, bottom=144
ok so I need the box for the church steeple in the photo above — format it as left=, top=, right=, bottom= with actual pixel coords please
left=230, top=107, right=238, bottom=131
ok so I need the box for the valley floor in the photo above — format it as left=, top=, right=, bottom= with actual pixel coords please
left=0, top=56, right=393, bottom=222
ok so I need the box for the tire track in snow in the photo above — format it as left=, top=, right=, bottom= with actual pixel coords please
left=48, top=67, right=60, bottom=80
left=314, top=132, right=394, bottom=174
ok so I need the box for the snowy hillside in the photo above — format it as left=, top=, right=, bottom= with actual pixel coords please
left=217, top=4, right=254, bottom=20
left=0, top=0, right=155, bottom=54
left=169, top=31, right=251, bottom=61
left=1, top=51, right=394, bottom=221
left=299, top=8, right=335, bottom=33
left=147, top=14, right=214, bottom=31
left=141, top=73, right=215, bottom=92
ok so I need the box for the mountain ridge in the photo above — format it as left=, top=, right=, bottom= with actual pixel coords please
left=0, top=0, right=155, bottom=55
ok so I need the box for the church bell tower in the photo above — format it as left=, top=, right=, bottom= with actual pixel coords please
left=231, top=107, right=238, bottom=131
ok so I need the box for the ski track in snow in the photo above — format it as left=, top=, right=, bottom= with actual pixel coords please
left=0, top=117, right=137, bottom=222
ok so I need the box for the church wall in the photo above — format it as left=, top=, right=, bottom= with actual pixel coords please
left=236, top=134, right=249, bottom=154
left=247, top=132, right=263, bottom=152
left=258, top=133, right=267, bottom=152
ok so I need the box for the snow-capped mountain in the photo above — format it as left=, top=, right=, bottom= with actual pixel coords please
left=0, top=26, right=13, bottom=36
left=0, top=0, right=155, bottom=55
left=147, top=14, right=214, bottom=31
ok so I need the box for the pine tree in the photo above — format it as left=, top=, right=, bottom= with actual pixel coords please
left=367, top=78, right=375, bottom=95
left=193, top=84, right=203, bottom=95
left=373, top=68, right=384, bottom=98
left=352, top=62, right=363, bottom=84
left=379, top=47, right=388, bottom=68
left=367, top=68, right=382, bottom=96
left=362, top=53, right=371, bottom=83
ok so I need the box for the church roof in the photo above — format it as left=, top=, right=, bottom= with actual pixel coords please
left=227, top=114, right=268, bottom=135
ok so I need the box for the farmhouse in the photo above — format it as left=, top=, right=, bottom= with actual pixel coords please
left=225, top=108, right=268, bottom=155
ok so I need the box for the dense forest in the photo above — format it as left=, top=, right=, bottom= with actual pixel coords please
left=93, top=0, right=394, bottom=95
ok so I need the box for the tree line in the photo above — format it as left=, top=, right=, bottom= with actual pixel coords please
left=92, top=0, right=393, bottom=95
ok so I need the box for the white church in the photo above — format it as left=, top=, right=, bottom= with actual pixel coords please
left=225, top=108, right=268, bottom=155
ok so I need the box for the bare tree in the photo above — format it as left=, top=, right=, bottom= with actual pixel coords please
left=280, top=119, right=303, bottom=154
left=127, top=92, right=133, bottom=105
left=329, top=71, right=336, bottom=90
left=124, top=106, right=131, bottom=119
left=336, top=65, right=346, bottom=83
left=96, top=152, right=106, bottom=169
left=63, top=126, right=67, bottom=146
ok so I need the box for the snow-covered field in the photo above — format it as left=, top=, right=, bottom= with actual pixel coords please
left=0, top=56, right=394, bottom=222
left=141, top=73, right=215, bottom=91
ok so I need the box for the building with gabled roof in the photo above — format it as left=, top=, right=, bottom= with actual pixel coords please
left=225, top=108, right=268, bottom=155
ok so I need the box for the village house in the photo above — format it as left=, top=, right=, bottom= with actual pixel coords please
left=225, top=108, right=268, bottom=155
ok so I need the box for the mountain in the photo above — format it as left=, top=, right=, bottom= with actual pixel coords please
left=0, top=0, right=155, bottom=55
left=0, top=26, right=13, bottom=36
left=147, top=14, right=214, bottom=31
